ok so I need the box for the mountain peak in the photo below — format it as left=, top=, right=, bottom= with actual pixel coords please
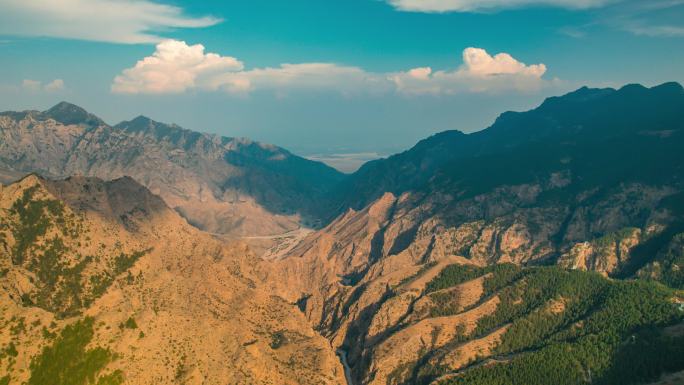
left=614, top=82, right=683, bottom=97
left=131, top=114, right=153, bottom=123
left=538, top=85, right=615, bottom=110
left=116, top=115, right=176, bottom=132
left=617, top=83, right=649, bottom=94
left=47, top=101, right=84, bottom=112
left=125, top=115, right=156, bottom=130
left=651, top=81, right=684, bottom=94
left=115, top=115, right=194, bottom=146
left=43, top=101, right=103, bottom=126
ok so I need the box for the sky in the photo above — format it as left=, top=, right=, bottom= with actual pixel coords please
left=1, top=0, right=683, bottom=171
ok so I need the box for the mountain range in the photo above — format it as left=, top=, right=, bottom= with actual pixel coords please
left=0, top=102, right=344, bottom=237
left=1, top=82, right=684, bottom=385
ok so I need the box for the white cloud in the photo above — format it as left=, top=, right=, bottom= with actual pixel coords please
left=556, top=0, right=684, bottom=38
left=609, top=0, right=684, bottom=37
left=21, top=79, right=42, bottom=92
left=625, top=24, right=684, bottom=36
left=112, top=40, right=243, bottom=94
left=390, top=47, right=548, bottom=94
left=112, top=40, right=551, bottom=96
left=387, top=0, right=616, bottom=12
left=462, top=47, right=546, bottom=76
left=44, top=79, right=65, bottom=92
left=0, top=0, right=220, bottom=44
left=112, top=40, right=382, bottom=95
left=406, top=67, right=433, bottom=80
left=22, top=78, right=65, bottom=92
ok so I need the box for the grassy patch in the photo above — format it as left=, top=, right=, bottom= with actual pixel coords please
left=28, top=317, right=122, bottom=385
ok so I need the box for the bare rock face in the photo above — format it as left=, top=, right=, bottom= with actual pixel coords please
left=260, top=192, right=399, bottom=327
left=0, top=175, right=346, bottom=385
left=558, top=228, right=642, bottom=274
left=0, top=103, right=344, bottom=237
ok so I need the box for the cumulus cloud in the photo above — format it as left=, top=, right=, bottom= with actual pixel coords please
left=391, top=47, right=548, bottom=94
left=112, top=40, right=243, bottom=94
left=22, top=78, right=65, bottom=92
left=112, top=40, right=382, bottom=95
left=112, top=40, right=550, bottom=96
left=387, top=0, right=616, bottom=12
left=0, top=0, right=220, bottom=44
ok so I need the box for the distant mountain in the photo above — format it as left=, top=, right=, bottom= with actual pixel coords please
left=0, top=102, right=344, bottom=237
left=266, top=82, right=684, bottom=384
left=336, top=82, right=684, bottom=210
left=0, top=174, right=345, bottom=385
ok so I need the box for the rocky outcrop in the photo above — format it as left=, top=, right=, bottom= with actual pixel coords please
left=558, top=228, right=642, bottom=275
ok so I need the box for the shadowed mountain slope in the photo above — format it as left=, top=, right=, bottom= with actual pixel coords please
left=334, top=82, right=684, bottom=211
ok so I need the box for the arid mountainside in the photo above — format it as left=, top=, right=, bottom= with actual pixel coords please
left=0, top=175, right=345, bottom=385
left=264, top=82, right=684, bottom=384
left=2, top=82, right=684, bottom=385
left=0, top=103, right=344, bottom=237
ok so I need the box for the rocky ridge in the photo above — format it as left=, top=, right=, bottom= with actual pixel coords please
left=0, top=103, right=344, bottom=237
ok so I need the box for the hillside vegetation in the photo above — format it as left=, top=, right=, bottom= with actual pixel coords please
left=0, top=175, right=346, bottom=385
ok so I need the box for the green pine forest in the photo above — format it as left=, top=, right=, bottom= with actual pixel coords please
left=401, top=264, right=684, bottom=385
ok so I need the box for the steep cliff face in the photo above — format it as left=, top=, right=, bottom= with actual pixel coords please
left=0, top=103, right=344, bottom=237
left=265, top=82, right=684, bottom=384
left=0, top=175, right=345, bottom=385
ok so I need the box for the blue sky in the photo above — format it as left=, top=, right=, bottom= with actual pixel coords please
left=1, top=0, right=683, bottom=171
